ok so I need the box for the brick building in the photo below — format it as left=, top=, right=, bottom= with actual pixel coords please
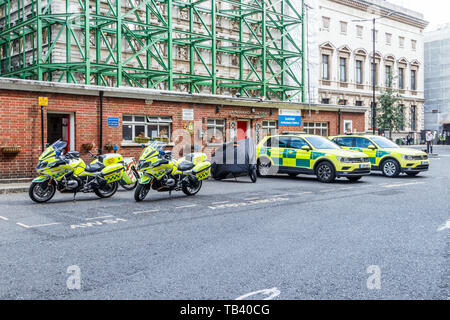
left=0, top=78, right=365, bottom=180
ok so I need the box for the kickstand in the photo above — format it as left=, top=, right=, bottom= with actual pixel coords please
left=73, top=191, right=77, bottom=202
left=169, top=190, right=172, bottom=197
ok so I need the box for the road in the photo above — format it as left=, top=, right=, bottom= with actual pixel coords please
left=0, top=147, right=449, bottom=300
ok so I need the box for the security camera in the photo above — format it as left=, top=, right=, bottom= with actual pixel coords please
left=236, top=93, right=241, bottom=98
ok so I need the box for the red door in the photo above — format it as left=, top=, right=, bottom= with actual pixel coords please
left=237, top=121, right=248, bottom=140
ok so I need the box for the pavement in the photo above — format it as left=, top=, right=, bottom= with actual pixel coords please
left=0, top=146, right=449, bottom=299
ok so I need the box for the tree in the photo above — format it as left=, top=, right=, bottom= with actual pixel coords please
left=376, top=86, right=404, bottom=139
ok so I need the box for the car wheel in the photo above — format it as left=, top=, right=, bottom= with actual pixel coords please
left=315, top=161, right=336, bottom=183
left=249, top=166, right=257, bottom=183
left=381, top=159, right=400, bottom=177
left=346, top=176, right=362, bottom=182
left=257, top=158, right=272, bottom=177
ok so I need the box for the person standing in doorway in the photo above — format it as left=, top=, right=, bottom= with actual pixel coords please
left=406, top=134, right=411, bottom=145
left=426, top=131, right=434, bottom=154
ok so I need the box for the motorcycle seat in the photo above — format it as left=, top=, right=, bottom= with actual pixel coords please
left=85, top=162, right=105, bottom=172
left=178, top=161, right=195, bottom=171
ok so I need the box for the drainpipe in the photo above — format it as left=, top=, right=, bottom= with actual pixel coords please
left=99, top=91, right=104, bottom=155
left=338, top=109, right=341, bottom=134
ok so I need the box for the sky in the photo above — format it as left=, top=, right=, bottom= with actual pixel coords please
left=394, top=0, right=450, bottom=31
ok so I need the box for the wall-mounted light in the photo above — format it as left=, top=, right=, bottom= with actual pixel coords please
left=216, top=106, right=220, bottom=113
left=251, top=108, right=255, bottom=113
left=269, top=108, right=273, bottom=115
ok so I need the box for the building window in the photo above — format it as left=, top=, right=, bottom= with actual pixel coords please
left=371, top=63, right=378, bottom=85
left=372, top=29, right=378, bottom=42
left=411, top=70, right=417, bottom=91
left=386, top=33, right=392, bottom=45
left=355, top=101, right=363, bottom=106
left=207, top=119, right=225, bottom=143
left=410, top=106, right=416, bottom=131
left=304, top=122, right=329, bottom=136
left=356, top=60, right=363, bottom=84
left=356, top=25, right=363, bottom=38
left=123, top=115, right=172, bottom=142
left=322, top=17, right=330, bottom=31
left=340, top=21, right=347, bottom=35
left=322, top=54, right=330, bottom=80
left=338, top=99, right=347, bottom=106
left=262, top=120, right=277, bottom=137
left=321, top=98, right=330, bottom=104
left=339, top=57, right=347, bottom=82
left=411, top=39, right=417, bottom=50
left=385, top=65, right=392, bottom=87
left=399, top=36, right=405, bottom=48
left=344, top=120, right=353, bottom=133
left=398, top=67, right=404, bottom=89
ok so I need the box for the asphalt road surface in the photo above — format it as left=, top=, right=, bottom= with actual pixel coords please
left=0, top=147, right=449, bottom=300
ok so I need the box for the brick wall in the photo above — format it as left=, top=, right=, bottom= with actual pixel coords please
left=0, top=89, right=365, bottom=179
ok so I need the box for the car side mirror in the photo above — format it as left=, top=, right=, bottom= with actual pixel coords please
left=301, top=145, right=311, bottom=151
left=368, top=145, right=377, bottom=150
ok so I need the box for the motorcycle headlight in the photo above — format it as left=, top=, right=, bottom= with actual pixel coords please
left=36, top=161, right=48, bottom=170
left=138, top=160, right=150, bottom=170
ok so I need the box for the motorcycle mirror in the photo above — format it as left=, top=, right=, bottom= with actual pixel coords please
left=45, top=143, right=50, bottom=148
left=113, top=145, right=118, bottom=153
left=141, top=144, right=145, bottom=149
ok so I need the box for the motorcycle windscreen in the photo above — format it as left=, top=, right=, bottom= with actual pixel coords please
left=210, top=138, right=256, bottom=179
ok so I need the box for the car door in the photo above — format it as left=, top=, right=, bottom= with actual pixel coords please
left=286, top=136, right=311, bottom=171
left=354, top=137, right=377, bottom=165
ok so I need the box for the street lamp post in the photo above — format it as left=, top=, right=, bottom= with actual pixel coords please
left=353, top=11, right=399, bottom=135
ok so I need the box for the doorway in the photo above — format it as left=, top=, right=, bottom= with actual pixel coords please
left=47, top=112, right=75, bottom=151
left=236, top=120, right=250, bottom=141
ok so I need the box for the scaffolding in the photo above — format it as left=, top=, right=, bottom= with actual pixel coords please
left=0, top=0, right=305, bottom=101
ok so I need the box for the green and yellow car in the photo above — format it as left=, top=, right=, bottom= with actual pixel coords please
left=330, top=134, right=429, bottom=177
left=256, top=134, right=371, bottom=183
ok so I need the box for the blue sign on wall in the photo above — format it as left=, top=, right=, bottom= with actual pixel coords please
left=279, top=109, right=301, bottom=126
left=107, top=117, right=120, bottom=127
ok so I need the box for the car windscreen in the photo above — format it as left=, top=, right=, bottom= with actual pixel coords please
left=370, top=136, right=399, bottom=148
left=305, top=136, right=340, bottom=149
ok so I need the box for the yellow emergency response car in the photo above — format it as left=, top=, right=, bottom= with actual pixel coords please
left=256, top=134, right=371, bottom=183
left=330, top=134, right=429, bottom=177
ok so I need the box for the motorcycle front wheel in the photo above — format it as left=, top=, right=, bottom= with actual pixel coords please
left=182, top=180, right=202, bottom=196
left=134, top=183, right=151, bottom=202
left=119, top=179, right=138, bottom=191
left=29, top=181, right=56, bottom=203
left=94, top=181, right=118, bottom=198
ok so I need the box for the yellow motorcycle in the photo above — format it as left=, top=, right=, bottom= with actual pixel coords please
left=29, top=140, right=125, bottom=203
left=134, top=141, right=211, bottom=202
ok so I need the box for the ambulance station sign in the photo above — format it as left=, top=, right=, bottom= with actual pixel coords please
left=278, top=109, right=301, bottom=126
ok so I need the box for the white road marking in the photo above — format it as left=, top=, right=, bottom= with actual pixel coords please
left=339, top=187, right=355, bottom=190
left=212, top=201, right=229, bottom=204
left=0, top=216, right=9, bottom=221
left=175, top=204, right=197, bottom=209
left=320, top=189, right=334, bottom=193
left=236, top=287, right=281, bottom=300
left=383, top=182, right=425, bottom=188
left=271, top=194, right=289, bottom=197
left=244, top=197, right=260, bottom=201
left=16, top=222, right=61, bottom=229
left=85, top=215, right=114, bottom=220
left=296, top=191, right=313, bottom=195
left=437, top=219, right=450, bottom=232
left=133, top=209, right=158, bottom=215
left=70, top=218, right=127, bottom=229
left=208, top=197, right=289, bottom=210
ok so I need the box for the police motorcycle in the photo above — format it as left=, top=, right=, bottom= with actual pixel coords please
left=134, top=141, right=211, bottom=202
left=29, top=140, right=125, bottom=203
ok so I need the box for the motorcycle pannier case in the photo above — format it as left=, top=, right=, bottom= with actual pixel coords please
left=101, top=164, right=125, bottom=183
left=192, top=162, right=211, bottom=181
